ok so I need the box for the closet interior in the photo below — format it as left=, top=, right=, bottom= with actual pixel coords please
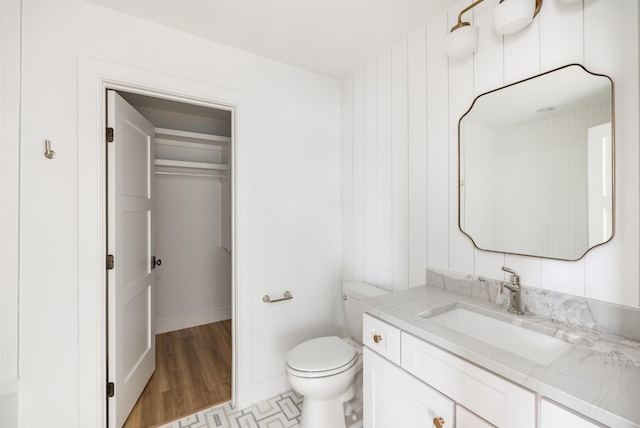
left=118, top=91, right=233, bottom=422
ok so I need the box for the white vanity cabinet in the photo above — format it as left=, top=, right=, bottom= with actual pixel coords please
left=364, top=347, right=454, bottom=428
left=456, top=405, right=494, bottom=428
left=540, top=399, right=602, bottom=428
left=401, top=332, right=535, bottom=427
left=363, top=313, right=536, bottom=428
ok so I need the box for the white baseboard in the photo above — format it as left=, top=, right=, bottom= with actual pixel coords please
left=156, top=307, right=231, bottom=334
left=250, top=372, right=291, bottom=405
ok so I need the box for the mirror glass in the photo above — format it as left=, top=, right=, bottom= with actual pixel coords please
left=459, top=64, right=614, bottom=261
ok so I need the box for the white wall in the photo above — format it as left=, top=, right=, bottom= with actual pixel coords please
left=0, top=0, right=20, bottom=424
left=19, top=0, right=342, bottom=426
left=342, top=0, right=640, bottom=306
left=154, top=175, right=232, bottom=333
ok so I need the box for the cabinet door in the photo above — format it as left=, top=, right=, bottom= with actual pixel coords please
left=540, top=399, right=602, bottom=427
left=364, top=347, right=453, bottom=428
left=401, top=332, right=535, bottom=428
left=457, top=405, right=495, bottom=428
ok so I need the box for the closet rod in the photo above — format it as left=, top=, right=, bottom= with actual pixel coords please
left=154, top=171, right=226, bottom=178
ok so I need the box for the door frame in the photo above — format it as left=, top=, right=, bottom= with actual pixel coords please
left=78, top=57, right=251, bottom=427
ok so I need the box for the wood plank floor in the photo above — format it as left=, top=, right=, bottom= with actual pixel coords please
left=123, top=319, right=232, bottom=428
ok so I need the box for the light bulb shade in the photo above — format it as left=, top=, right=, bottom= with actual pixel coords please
left=493, top=0, right=536, bottom=35
left=446, top=25, right=479, bottom=59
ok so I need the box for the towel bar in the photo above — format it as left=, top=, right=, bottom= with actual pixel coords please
left=263, top=291, right=293, bottom=303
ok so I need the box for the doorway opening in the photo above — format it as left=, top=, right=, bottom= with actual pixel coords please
left=106, top=89, right=234, bottom=428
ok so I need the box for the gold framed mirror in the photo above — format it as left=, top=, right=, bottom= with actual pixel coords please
left=458, top=64, right=614, bottom=261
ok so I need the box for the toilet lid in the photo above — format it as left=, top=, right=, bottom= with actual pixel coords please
left=286, top=336, right=357, bottom=372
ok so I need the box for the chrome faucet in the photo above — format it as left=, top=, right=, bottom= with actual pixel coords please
left=497, top=266, right=524, bottom=315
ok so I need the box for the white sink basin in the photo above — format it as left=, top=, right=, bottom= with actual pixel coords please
left=427, top=307, right=572, bottom=365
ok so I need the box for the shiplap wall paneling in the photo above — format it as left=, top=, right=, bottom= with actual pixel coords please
left=343, top=0, right=639, bottom=307
left=342, top=75, right=354, bottom=283
left=364, top=60, right=379, bottom=285
left=539, top=0, right=583, bottom=69
left=583, top=0, right=640, bottom=306
left=408, top=26, right=429, bottom=287
left=391, top=39, right=409, bottom=291
left=540, top=257, right=586, bottom=297
left=473, top=0, right=504, bottom=95
left=352, top=68, right=365, bottom=281
left=426, top=13, right=450, bottom=271
left=447, top=2, right=476, bottom=275
left=503, top=8, right=540, bottom=83
left=377, top=50, right=393, bottom=291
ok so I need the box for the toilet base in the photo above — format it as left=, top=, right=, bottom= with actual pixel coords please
left=344, top=397, right=363, bottom=428
left=287, top=336, right=366, bottom=428
left=300, top=397, right=347, bottom=428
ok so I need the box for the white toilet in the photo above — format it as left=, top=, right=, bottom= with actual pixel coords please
left=286, top=282, right=389, bottom=428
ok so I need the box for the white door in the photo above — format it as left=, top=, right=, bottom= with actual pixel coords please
left=107, top=90, right=157, bottom=428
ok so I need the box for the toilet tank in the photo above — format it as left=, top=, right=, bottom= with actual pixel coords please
left=342, top=282, right=390, bottom=343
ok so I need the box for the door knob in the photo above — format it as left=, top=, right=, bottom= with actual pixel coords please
left=433, top=416, right=445, bottom=428
left=373, top=334, right=382, bottom=343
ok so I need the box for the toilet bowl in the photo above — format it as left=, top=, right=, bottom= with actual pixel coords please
left=287, top=336, right=360, bottom=428
left=286, top=282, right=389, bottom=428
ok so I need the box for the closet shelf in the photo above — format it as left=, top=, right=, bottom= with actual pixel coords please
left=155, top=127, right=231, bottom=144
left=154, top=159, right=229, bottom=171
left=154, top=127, right=230, bottom=178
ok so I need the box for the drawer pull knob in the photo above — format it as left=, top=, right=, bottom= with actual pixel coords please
left=373, top=334, right=382, bottom=343
left=433, top=416, right=445, bottom=428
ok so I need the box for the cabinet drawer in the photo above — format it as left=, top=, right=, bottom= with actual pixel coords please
left=540, top=399, right=603, bottom=427
left=363, top=313, right=401, bottom=365
left=401, top=332, right=535, bottom=428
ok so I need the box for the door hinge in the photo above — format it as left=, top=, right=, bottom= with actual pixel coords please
left=151, top=256, right=162, bottom=270
left=107, top=382, right=115, bottom=398
left=106, top=254, right=115, bottom=270
left=106, top=127, right=114, bottom=143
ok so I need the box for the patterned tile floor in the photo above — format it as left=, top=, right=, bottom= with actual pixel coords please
left=158, top=390, right=303, bottom=428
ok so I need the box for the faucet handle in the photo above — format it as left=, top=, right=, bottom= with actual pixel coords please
left=501, top=266, right=520, bottom=285
left=501, top=266, right=517, bottom=275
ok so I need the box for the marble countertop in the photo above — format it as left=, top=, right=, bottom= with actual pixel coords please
left=361, top=285, right=640, bottom=428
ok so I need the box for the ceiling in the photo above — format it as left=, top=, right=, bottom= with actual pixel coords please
left=84, top=0, right=460, bottom=79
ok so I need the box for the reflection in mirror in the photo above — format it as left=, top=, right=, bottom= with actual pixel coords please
left=459, top=64, right=614, bottom=260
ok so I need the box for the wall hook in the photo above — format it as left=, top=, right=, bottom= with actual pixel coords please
left=44, top=140, right=56, bottom=159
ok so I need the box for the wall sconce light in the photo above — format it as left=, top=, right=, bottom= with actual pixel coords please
left=446, top=0, right=543, bottom=59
